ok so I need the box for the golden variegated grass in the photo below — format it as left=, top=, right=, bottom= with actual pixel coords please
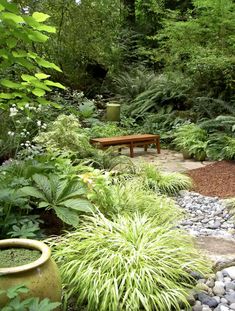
left=53, top=214, right=210, bottom=311
left=139, top=163, right=192, bottom=195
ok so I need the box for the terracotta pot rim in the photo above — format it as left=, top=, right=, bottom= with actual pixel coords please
left=0, top=238, right=51, bottom=275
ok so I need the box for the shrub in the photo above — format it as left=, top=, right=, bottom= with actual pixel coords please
left=138, top=163, right=192, bottom=195
left=206, top=133, right=235, bottom=160
left=53, top=213, right=210, bottom=311
left=174, top=124, right=208, bottom=160
left=34, top=114, right=93, bottom=158
left=89, top=122, right=126, bottom=138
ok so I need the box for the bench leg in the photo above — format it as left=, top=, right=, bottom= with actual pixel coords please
left=130, top=142, right=134, bottom=158
left=144, top=144, right=148, bottom=152
left=156, top=138, right=161, bottom=154
left=118, top=147, right=122, bottom=154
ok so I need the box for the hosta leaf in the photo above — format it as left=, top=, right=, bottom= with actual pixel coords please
left=63, top=199, right=93, bottom=213
left=54, top=206, right=80, bottom=227
left=35, top=73, right=50, bottom=80
left=32, top=12, right=50, bottom=22
left=44, top=80, right=65, bottom=89
left=0, top=4, right=4, bottom=11
left=32, top=88, right=46, bottom=97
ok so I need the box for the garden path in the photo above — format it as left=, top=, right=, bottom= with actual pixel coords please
left=121, top=147, right=215, bottom=172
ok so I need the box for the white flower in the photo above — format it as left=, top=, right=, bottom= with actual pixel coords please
left=25, top=103, right=30, bottom=109
left=9, top=107, right=18, bottom=117
left=7, top=131, right=14, bottom=136
left=37, top=120, right=42, bottom=127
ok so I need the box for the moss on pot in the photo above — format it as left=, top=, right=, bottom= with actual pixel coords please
left=0, top=248, right=41, bottom=268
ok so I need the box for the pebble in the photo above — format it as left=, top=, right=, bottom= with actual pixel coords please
left=176, top=191, right=235, bottom=310
left=191, top=268, right=235, bottom=311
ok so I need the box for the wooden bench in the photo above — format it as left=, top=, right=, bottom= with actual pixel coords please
left=90, top=134, right=160, bottom=158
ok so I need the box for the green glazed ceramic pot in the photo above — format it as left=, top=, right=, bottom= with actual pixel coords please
left=106, top=103, right=120, bottom=121
left=0, top=239, right=61, bottom=308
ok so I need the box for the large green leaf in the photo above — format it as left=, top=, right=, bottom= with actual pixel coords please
left=44, top=80, right=65, bottom=89
left=32, top=88, right=46, bottom=97
left=20, top=186, right=46, bottom=200
left=36, top=58, right=62, bottom=72
left=28, top=30, right=48, bottom=43
left=32, top=174, right=53, bottom=201
left=12, top=50, right=28, bottom=58
left=35, top=73, right=50, bottom=80
left=0, top=79, right=22, bottom=89
left=63, top=199, right=93, bottom=213
left=54, top=206, right=80, bottom=227
left=32, top=12, right=50, bottom=22
left=21, top=74, right=38, bottom=82
left=1, top=12, right=24, bottom=23
left=6, top=37, right=17, bottom=49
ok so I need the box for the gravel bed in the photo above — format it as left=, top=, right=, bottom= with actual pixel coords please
left=175, top=191, right=235, bottom=238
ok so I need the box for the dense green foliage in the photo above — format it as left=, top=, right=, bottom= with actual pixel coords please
left=0, top=0, right=232, bottom=310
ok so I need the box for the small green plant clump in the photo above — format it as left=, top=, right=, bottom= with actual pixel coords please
left=0, top=248, right=41, bottom=268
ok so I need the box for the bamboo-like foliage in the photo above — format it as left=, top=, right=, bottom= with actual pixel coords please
left=52, top=213, right=210, bottom=311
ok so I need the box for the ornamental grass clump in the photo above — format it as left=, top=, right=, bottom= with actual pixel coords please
left=53, top=214, right=210, bottom=311
left=139, top=163, right=192, bottom=195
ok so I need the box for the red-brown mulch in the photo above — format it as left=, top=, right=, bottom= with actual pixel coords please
left=187, top=161, right=235, bottom=198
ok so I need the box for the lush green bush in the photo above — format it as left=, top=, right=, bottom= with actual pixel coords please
left=89, top=122, right=126, bottom=138
left=53, top=213, right=210, bottom=311
left=207, top=134, right=235, bottom=160
left=34, top=114, right=93, bottom=158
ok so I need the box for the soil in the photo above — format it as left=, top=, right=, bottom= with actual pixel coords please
left=0, top=248, right=41, bottom=268
left=187, top=161, right=235, bottom=198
